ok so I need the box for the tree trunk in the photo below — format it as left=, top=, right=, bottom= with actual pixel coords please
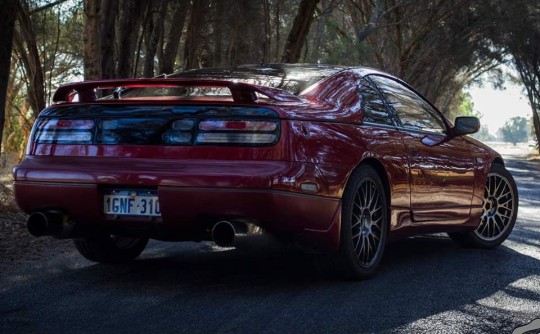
left=14, top=0, right=46, bottom=115
left=117, top=0, right=144, bottom=78
left=0, top=0, right=18, bottom=157
left=223, top=0, right=265, bottom=65
left=519, top=69, right=540, bottom=153
left=212, top=0, right=225, bottom=66
left=184, top=0, right=208, bottom=70
left=160, top=0, right=189, bottom=74
left=281, top=0, right=320, bottom=63
left=143, top=0, right=166, bottom=78
left=100, top=0, right=117, bottom=79
left=263, top=0, right=271, bottom=63
left=274, top=0, right=283, bottom=61
left=531, top=104, right=540, bottom=154
left=83, top=0, right=102, bottom=80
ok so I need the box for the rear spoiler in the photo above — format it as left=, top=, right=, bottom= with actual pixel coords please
left=52, top=78, right=303, bottom=104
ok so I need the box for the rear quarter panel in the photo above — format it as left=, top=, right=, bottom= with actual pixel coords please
left=288, top=120, right=410, bottom=207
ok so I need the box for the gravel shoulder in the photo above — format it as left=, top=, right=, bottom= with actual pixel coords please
left=0, top=163, right=73, bottom=274
left=0, top=209, right=73, bottom=274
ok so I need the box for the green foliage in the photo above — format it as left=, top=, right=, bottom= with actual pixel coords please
left=4, top=0, right=82, bottom=157
left=471, top=125, right=494, bottom=142
left=485, top=0, right=540, bottom=152
left=499, top=116, right=530, bottom=145
left=456, top=91, right=494, bottom=142
left=4, top=0, right=540, bottom=156
left=32, top=1, right=84, bottom=101
left=458, top=92, right=475, bottom=117
left=305, top=5, right=371, bottom=65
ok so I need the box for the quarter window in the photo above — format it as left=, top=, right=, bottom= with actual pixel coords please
left=369, top=75, right=447, bottom=134
left=358, top=77, right=394, bottom=126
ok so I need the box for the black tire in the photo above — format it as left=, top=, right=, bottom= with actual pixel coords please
left=449, top=163, right=518, bottom=248
left=73, top=235, right=149, bottom=263
left=330, top=165, right=389, bottom=280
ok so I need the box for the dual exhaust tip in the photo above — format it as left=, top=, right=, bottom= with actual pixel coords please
left=211, top=221, right=248, bottom=247
left=28, top=212, right=250, bottom=246
left=27, top=211, right=70, bottom=238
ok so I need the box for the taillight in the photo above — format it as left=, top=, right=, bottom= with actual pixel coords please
left=34, top=118, right=95, bottom=144
left=196, top=119, right=278, bottom=145
left=32, top=116, right=279, bottom=146
left=162, top=119, right=196, bottom=144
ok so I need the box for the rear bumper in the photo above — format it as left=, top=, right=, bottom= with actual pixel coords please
left=13, top=156, right=343, bottom=252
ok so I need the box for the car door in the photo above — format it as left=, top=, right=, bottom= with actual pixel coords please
left=368, top=75, right=476, bottom=223
left=357, top=76, right=411, bottom=217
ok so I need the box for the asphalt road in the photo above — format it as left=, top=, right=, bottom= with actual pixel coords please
left=1, top=156, right=539, bottom=334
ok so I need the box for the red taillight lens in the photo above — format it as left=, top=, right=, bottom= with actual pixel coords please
left=197, top=119, right=278, bottom=145
left=32, top=117, right=279, bottom=146
left=34, top=118, right=95, bottom=144
left=53, top=119, right=95, bottom=130
left=199, top=120, right=277, bottom=132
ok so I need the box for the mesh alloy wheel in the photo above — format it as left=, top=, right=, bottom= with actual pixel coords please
left=351, top=179, right=385, bottom=267
left=475, top=173, right=516, bottom=241
left=448, top=163, right=518, bottom=249
left=326, top=164, right=388, bottom=280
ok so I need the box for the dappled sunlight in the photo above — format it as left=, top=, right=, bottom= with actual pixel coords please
left=1, top=232, right=539, bottom=333
left=507, top=167, right=540, bottom=176
left=518, top=206, right=540, bottom=222
left=504, top=238, right=540, bottom=258
left=475, top=276, right=540, bottom=313
left=396, top=279, right=540, bottom=333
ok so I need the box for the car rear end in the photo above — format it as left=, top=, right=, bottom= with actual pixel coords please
left=13, top=78, right=342, bottom=252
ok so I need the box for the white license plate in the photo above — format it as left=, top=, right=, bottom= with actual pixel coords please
left=103, top=190, right=161, bottom=217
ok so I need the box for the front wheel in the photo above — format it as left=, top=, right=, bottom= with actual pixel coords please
left=449, top=163, right=518, bottom=248
left=73, top=235, right=149, bottom=263
left=332, top=165, right=389, bottom=280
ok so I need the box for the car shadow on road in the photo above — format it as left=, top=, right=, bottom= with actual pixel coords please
left=2, top=233, right=538, bottom=333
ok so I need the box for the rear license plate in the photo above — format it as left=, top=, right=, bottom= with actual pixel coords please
left=103, top=190, right=161, bottom=217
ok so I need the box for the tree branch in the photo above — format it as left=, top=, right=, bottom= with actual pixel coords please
left=30, top=0, right=70, bottom=15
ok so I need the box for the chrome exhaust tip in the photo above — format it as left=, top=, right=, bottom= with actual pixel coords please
left=211, top=221, right=248, bottom=247
left=27, top=211, right=69, bottom=237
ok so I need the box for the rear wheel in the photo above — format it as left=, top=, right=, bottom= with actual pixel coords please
left=73, top=235, right=149, bottom=263
left=449, top=163, right=518, bottom=248
left=331, top=165, right=389, bottom=280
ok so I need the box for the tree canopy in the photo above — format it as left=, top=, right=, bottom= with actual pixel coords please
left=1, top=0, right=539, bottom=158
left=499, top=116, right=530, bottom=145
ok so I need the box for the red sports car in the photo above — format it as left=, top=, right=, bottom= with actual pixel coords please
left=13, top=64, right=518, bottom=279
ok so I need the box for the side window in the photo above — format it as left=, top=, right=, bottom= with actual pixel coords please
left=358, top=77, right=394, bottom=126
left=369, top=75, right=447, bottom=134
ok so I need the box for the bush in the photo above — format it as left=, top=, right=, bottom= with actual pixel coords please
left=0, top=182, right=18, bottom=212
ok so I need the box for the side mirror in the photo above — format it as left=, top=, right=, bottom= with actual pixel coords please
left=454, top=116, right=480, bottom=136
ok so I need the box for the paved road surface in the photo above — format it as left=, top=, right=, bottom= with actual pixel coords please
left=1, top=157, right=539, bottom=333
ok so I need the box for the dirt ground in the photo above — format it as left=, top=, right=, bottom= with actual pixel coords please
left=0, top=203, right=72, bottom=275
left=0, top=155, right=72, bottom=273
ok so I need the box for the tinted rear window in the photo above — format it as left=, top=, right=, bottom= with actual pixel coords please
left=168, top=64, right=347, bottom=95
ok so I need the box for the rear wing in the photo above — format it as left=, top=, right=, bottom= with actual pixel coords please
left=52, top=78, right=303, bottom=104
